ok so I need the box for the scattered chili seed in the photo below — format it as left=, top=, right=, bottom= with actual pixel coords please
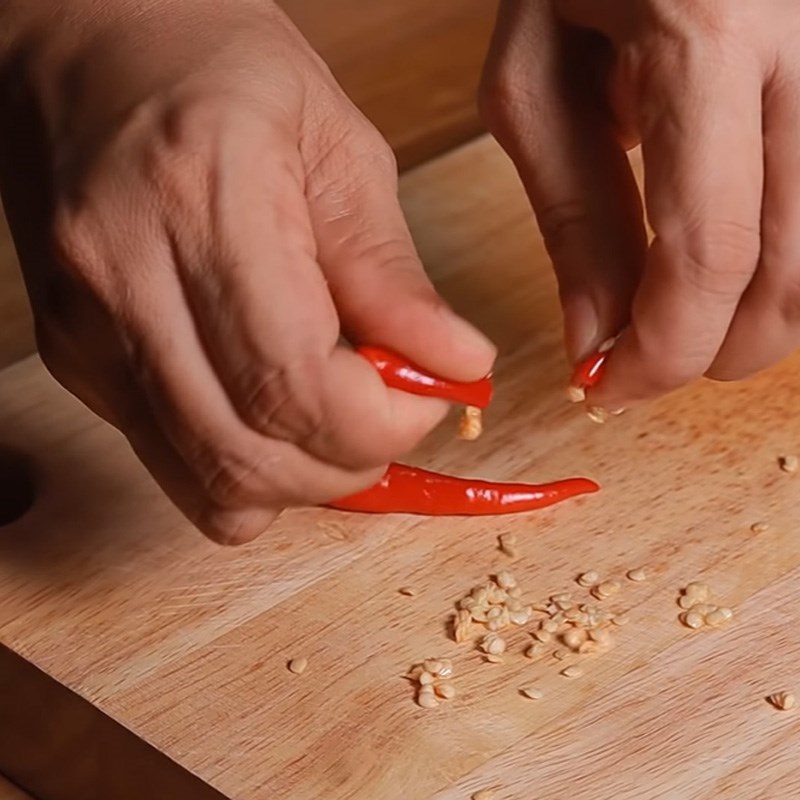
left=567, top=385, right=586, bottom=403
left=779, top=455, right=799, bottom=474
left=419, top=671, right=436, bottom=686
left=533, top=629, right=553, bottom=644
left=586, top=405, right=609, bottom=424
left=553, top=649, right=568, bottom=660
left=612, top=613, right=630, bottom=626
left=750, top=521, right=770, bottom=533
left=520, top=686, right=544, bottom=700
left=484, top=654, right=505, bottom=664
left=525, top=643, right=545, bottom=659
left=685, top=582, right=710, bottom=600
left=705, top=608, right=732, bottom=626
left=417, top=688, right=439, bottom=709
left=593, top=580, right=620, bottom=599
left=496, top=570, right=517, bottom=590
left=768, top=691, right=796, bottom=711
left=399, top=586, right=418, bottom=596
left=577, top=570, right=599, bottom=587
left=542, top=619, right=559, bottom=634
left=563, top=628, right=587, bottom=650
left=560, top=665, right=583, bottom=678
left=482, top=633, right=507, bottom=656
left=288, top=657, right=308, bottom=675
left=626, top=567, right=648, bottom=582
left=682, top=611, right=704, bottom=630
left=678, top=595, right=697, bottom=610
left=435, top=682, right=457, bottom=700
left=498, top=532, right=518, bottom=558
left=472, top=789, right=496, bottom=800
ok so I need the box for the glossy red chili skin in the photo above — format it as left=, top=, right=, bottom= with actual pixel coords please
left=357, top=346, right=493, bottom=408
left=328, top=463, right=599, bottom=515
left=570, top=350, right=608, bottom=391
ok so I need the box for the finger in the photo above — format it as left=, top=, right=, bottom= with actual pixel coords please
left=481, top=0, right=647, bottom=362
left=708, top=65, right=800, bottom=380
left=589, top=43, right=763, bottom=408
left=166, top=132, right=448, bottom=470
left=36, top=318, right=279, bottom=544
left=304, top=116, right=496, bottom=382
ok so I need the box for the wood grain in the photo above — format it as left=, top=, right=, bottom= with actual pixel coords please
left=1, top=136, right=800, bottom=798
left=0, top=0, right=496, bottom=371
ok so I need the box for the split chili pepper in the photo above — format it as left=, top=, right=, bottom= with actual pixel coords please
left=357, top=345, right=492, bottom=408
left=568, top=337, right=617, bottom=402
left=328, top=463, right=599, bottom=516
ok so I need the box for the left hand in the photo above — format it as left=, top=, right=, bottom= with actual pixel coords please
left=481, top=0, right=800, bottom=410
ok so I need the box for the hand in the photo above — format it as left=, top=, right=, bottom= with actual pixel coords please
left=481, top=0, right=800, bottom=409
left=0, top=0, right=495, bottom=542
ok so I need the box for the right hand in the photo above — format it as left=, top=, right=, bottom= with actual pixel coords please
left=0, top=0, right=495, bottom=543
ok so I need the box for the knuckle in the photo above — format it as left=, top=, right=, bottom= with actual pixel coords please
left=50, top=207, right=104, bottom=287
left=658, top=220, right=760, bottom=298
left=199, top=445, right=269, bottom=508
left=236, top=354, right=328, bottom=445
left=536, top=199, right=592, bottom=258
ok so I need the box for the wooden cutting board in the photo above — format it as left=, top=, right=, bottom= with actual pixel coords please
left=1, top=136, right=800, bottom=800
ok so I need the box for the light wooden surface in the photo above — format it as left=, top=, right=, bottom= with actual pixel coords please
left=0, top=775, right=32, bottom=800
left=2, top=135, right=800, bottom=799
left=0, top=0, right=496, bottom=372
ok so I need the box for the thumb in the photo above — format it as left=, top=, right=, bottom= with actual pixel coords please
left=303, top=126, right=496, bottom=383
left=481, top=0, right=647, bottom=362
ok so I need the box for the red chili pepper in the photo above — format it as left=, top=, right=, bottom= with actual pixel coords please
left=357, top=345, right=492, bottom=408
left=329, top=463, right=599, bottom=516
left=570, top=350, right=608, bottom=392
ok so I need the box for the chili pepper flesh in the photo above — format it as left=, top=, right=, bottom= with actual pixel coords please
left=570, top=350, right=608, bottom=392
left=357, top=345, right=493, bottom=408
left=328, top=463, right=599, bottom=515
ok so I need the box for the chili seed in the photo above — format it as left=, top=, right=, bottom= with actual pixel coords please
left=563, top=628, right=587, bottom=650
left=484, top=654, right=505, bottom=664
left=705, top=608, right=732, bottom=626
left=520, top=686, right=544, bottom=700
left=533, top=629, right=553, bottom=644
left=551, top=592, right=572, bottom=604
left=685, top=582, right=710, bottom=600
left=417, top=690, right=439, bottom=709
left=459, top=405, right=483, bottom=441
left=593, top=580, right=620, bottom=599
left=399, top=586, right=418, bottom=596
left=424, top=659, right=443, bottom=675
left=751, top=521, right=770, bottom=533
left=567, top=385, right=586, bottom=403
left=560, top=665, right=583, bottom=678
left=508, top=585, right=523, bottom=599
left=553, top=649, right=568, bottom=660
left=482, top=634, right=507, bottom=655
left=779, top=455, right=799, bottom=474
left=435, top=682, right=456, bottom=700
left=419, top=671, right=436, bottom=686
left=525, top=643, right=545, bottom=659
left=542, top=619, right=559, bottom=634
left=579, top=640, right=600, bottom=655
left=586, top=405, right=609, bottom=424
left=578, top=571, right=599, bottom=587
left=682, top=611, right=704, bottom=630
left=612, top=613, right=630, bottom=626
left=768, top=691, right=796, bottom=711
left=509, top=609, right=532, bottom=626
left=472, top=789, right=496, bottom=800
left=589, top=628, right=612, bottom=646
left=626, top=567, right=648, bottom=582
left=288, top=657, right=308, bottom=675
left=496, top=570, right=517, bottom=590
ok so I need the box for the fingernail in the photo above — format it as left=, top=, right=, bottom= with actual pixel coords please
left=563, top=294, right=599, bottom=363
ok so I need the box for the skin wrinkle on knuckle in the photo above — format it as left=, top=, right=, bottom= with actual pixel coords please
left=235, top=354, right=327, bottom=446
left=535, top=199, right=592, bottom=256
left=657, top=220, right=760, bottom=298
